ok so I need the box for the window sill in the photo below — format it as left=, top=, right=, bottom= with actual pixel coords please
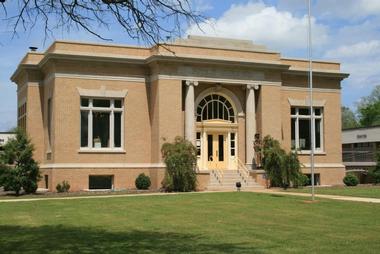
left=295, top=150, right=326, bottom=155
left=78, top=148, right=126, bottom=154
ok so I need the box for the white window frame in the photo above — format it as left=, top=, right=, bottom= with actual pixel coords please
left=80, top=98, right=124, bottom=152
left=291, top=107, right=324, bottom=152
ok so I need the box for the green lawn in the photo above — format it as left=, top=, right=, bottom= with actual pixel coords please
left=0, top=192, right=379, bottom=254
left=282, top=185, right=380, bottom=198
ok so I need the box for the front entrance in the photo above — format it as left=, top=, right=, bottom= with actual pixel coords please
left=195, top=92, right=239, bottom=171
left=207, top=133, right=227, bottom=170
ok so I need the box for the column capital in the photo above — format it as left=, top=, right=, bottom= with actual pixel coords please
left=185, top=80, right=199, bottom=87
left=246, top=84, right=260, bottom=90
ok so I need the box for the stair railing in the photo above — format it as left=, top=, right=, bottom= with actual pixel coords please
left=234, top=158, right=251, bottom=185
left=212, top=169, right=223, bottom=185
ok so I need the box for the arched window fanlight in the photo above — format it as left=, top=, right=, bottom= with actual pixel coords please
left=196, top=94, right=235, bottom=122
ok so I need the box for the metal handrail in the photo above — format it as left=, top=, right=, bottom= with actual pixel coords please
left=234, top=158, right=250, bottom=184
left=212, top=169, right=223, bottom=185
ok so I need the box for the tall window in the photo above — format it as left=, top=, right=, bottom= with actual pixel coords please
left=291, top=107, right=323, bottom=151
left=17, top=102, right=27, bottom=130
left=80, top=98, right=123, bottom=150
left=47, top=98, right=52, bottom=148
left=196, top=94, right=235, bottom=122
left=196, top=132, right=201, bottom=156
left=230, top=133, right=236, bottom=156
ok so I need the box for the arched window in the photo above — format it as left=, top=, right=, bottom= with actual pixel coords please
left=196, top=94, right=235, bottom=122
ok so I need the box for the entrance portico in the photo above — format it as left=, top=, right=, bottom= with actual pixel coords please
left=185, top=82, right=258, bottom=171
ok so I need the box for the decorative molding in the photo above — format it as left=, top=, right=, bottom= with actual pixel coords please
left=77, top=86, right=128, bottom=98
left=288, top=98, right=326, bottom=107
left=301, top=163, right=345, bottom=168
left=151, top=74, right=281, bottom=87
left=282, top=86, right=341, bottom=93
left=40, top=163, right=166, bottom=169
left=45, top=72, right=146, bottom=84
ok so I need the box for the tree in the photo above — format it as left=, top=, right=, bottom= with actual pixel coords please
left=161, top=136, right=197, bottom=192
left=262, top=136, right=304, bottom=189
left=0, top=129, right=41, bottom=196
left=0, top=0, right=204, bottom=45
left=369, top=153, right=380, bottom=184
left=341, top=106, right=359, bottom=129
left=357, top=85, right=380, bottom=127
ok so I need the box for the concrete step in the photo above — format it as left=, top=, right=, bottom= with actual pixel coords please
left=208, top=169, right=263, bottom=191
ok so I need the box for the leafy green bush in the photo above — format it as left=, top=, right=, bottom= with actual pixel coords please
left=262, top=135, right=303, bottom=189
left=135, top=173, right=151, bottom=190
left=0, top=129, right=41, bottom=195
left=343, top=174, right=359, bottom=186
left=369, top=153, right=380, bottom=184
left=161, top=136, right=197, bottom=192
left=294, top=173, right=309, bottom=188
left=56, top=180, right=70, bottom=193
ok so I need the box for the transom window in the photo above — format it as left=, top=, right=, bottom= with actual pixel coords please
left=196, top=94, right=235, bottom=122
left=80, top=98, right=123, bottom=150
left=291, top=107, right=323, bottom=151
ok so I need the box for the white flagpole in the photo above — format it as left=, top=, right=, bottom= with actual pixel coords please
left=308, top=0, right=315, bottom=201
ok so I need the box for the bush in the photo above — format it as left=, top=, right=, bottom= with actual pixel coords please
left=135, top=173, right=151, bottom=190
left=369, top=153, right=380, bottom=184
left=56, top=180, right=70, bottom=193
left=0, top=129, right=41, bottom=196
left=343, top=174, right=359, bottom=186
left=294, top=173, right=309, bottom=188
left=262, top=135, right=303, bottom=189
left=161, top=136, right=197, bottom=192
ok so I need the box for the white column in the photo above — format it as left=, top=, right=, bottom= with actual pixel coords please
left=245, top=84, right=258, bottom=169
left=185, top=80, right=198, bottom=144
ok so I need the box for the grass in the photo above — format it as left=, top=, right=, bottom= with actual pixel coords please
left=282, top=185, right=380, bottom=198
left=0, top=192, right=380, bottom=253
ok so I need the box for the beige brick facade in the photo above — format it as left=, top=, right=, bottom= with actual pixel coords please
left=11, top=36, right=348, bottom=191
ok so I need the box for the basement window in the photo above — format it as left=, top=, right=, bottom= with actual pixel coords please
left=89, top=175, right=114, bottom=190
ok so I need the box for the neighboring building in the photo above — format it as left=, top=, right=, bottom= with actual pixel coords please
left=0, top=132, right=16, bottom=152
left=342, top=126, right=380, bottom=183
left=11, top=36, right=349, bottom=191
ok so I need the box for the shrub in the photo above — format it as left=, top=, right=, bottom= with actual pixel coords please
left=135, top=173, right=151, bottom=190
left=0, top=129, right=41, bottom=195
left=343, top=174, right=359, bottom=186
left=369, top=153, right=380, bottom=184
left=161, top=136, right=197, bottom=192
left=56, top=180, right=70, bottom=193
left=294, top=173, right=309, bottom=188
left=262, top=135, right=303, bottom=189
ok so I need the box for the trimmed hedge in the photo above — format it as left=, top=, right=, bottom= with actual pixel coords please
left=343, top=174, right=359, bottom=186
left=135, top=173, right=151, bottom=190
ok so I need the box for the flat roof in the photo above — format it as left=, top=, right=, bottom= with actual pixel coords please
left=342, top=126, right=380, bottom=144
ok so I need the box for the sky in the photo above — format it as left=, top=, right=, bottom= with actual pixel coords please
left=1, top=0, right=380, bottom=131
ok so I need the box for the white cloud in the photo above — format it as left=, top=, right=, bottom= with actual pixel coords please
left=325, top=40, right=380, bottom=89
left=325, top=40, right=380, bottom=58
left=186, top=1, right=328, bottom=51
left=315, top=0, right=380, bottom=20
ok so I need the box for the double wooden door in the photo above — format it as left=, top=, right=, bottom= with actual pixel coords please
left=207, top=133, right=227, bottom=170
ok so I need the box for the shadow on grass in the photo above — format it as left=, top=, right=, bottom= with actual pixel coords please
left=0, top=225, right=257, bottom=254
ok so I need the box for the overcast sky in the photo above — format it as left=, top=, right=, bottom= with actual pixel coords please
left=1, top=0, right=379, bottom=131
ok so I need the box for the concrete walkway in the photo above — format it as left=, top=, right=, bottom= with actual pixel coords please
left=250, top=189, right=380, bottom=204
left=0, top=189, right=379, bottom=203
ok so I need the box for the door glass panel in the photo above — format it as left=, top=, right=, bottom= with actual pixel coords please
left=93, top=112, right=110, bottom=148
left=114, top=112, right=122, bottom=148
left=218, top=135, right=224, bottom=161
left=207, top=135, right=213, bottom=161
